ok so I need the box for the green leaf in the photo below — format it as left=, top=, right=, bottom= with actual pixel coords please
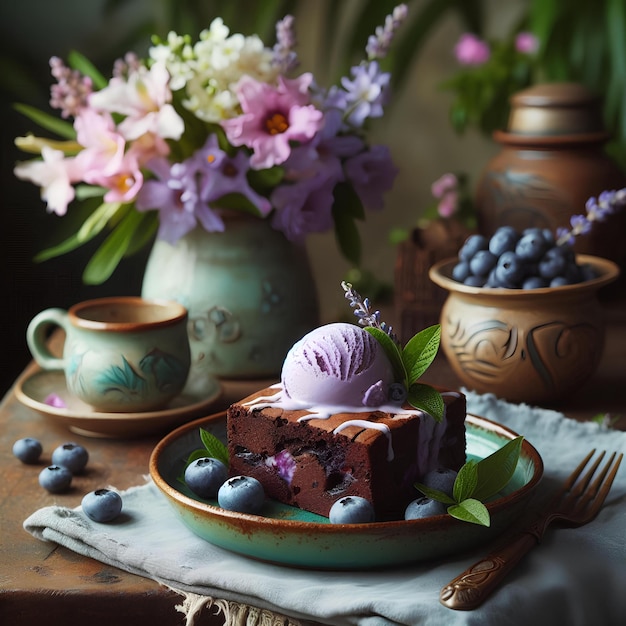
left=364, top=326, right=406, bottom=385
left=448, top=499, right=491, bottom=527
left=402, top=324, right=441, bottom=383
left=332, top=207, right=361, bottom=266
left=68, top=50, right=107, bottom=90
left=413, top=482, right=456, bottom=505
left=473, top=436, right=524, bottom=502
left=453, top=459, right=479, bottom=502
left=199, top=427, right=229, bottom=466
left=82, top=209, right=144, bottom=284
left=406, top=383, right=444, bottom=422
left=13, top=103, right=76, bottom=140
left=75, top=185, right=107, bottom=200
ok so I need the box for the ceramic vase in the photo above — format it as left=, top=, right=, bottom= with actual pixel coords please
left=141, top=214, right=319, bottom=384
left=429, top=255, right=619, bottom=405
left=475, top=83, right=626, bottom=269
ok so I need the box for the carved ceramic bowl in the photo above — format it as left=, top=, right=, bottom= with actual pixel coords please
left=429, top=255, right=619, bottom=405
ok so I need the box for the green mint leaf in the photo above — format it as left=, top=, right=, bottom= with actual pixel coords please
left=365, top=326, right=406, bottom=384
left=413, top=482, right=456, bottom=505
left=407, top=383, right=444, bottom=422
left=453, top=459, right=479, bottom=502
left=402, top=324, right=441, bottom=384
left=473, top=436, right=523, bottom=502
left=448, top=499, right=491, bottom=527
left=200, top=427, right=229, bottom=466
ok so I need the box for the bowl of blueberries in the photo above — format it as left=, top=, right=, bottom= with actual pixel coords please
left=429, top=226, right=619, bottom=405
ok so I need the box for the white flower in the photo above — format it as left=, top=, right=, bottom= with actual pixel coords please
left=14, top=146, right=79, bottom=216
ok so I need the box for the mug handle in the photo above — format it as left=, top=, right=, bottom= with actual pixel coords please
left=26, top=308, right=69, bottom=371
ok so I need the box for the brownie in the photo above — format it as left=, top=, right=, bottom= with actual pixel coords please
left=227, top=388, right=466, bottom=521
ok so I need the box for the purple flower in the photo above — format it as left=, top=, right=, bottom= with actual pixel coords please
left=340, top=61, right=390, bottom=128
left=344, top=144, right=398, bottom=210
left=515, top=32, right=539, bottom=55
left=270, top=174, right=336, bottom=242
left=197, top=136, right=272, bottom=217
left=366, top=4, right=409, bottom=60
left=273, top=14, right=299, bottom=73
left=136, top=156, right=224, bottom=243
left=454, top=33, right=490, bottom=66
left=221, top=73, right=323, bottom=169
left=49, top=57, right=93, bottom=119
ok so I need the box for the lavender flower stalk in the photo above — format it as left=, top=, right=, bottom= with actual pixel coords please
left=556, top=188, right=626, bottom=246
left=341, top=281, right=398, bottom=344
left=366, top=4, right=408, bottom=60
left=273, top=14, right=299, bottom=73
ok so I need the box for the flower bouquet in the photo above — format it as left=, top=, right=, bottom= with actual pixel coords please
left=14, top=5, right=407, bottom=284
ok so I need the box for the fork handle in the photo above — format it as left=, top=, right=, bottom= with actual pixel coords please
left=440, top=530, right=539, bottom=610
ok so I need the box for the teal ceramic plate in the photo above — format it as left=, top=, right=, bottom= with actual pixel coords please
left=150, top=413, right=543, bottom=569
left=15, top=370, right=222, bottom=438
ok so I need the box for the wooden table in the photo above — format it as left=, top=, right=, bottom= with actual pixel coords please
left=1, top=307, right=625, bottom=625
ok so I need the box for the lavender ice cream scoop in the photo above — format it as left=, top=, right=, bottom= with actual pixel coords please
left=281, top=322, right=394, bottom=406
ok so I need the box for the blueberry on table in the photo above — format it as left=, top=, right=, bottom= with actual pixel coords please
left=217, top=476, right=265, bottom=514
left=329, top=496, right=375, bottom=524
left=39, top=465, right=72, bottom=493
left=51, top=442, right=89, bottom=474
left=404, top=497, right=447, bottom=520
left=184, top=457, right=228, bottom=499
left=81, top=489, right=123, bottom=522
left=13, top=438, right=43, bottom=464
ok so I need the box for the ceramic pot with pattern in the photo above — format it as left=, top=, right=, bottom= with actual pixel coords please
left=475, top=83, right=626, bottom=269
left=142, top=214, right=319, bottom=385
left=429, top=255, right=619, bottom=405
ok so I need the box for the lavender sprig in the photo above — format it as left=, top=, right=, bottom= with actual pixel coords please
left=341, top=281, right=398, bottom=344
left=273, top=14, right=299, bottom=73
left=49, top=57, right=93, bottom=119
left=556, top=188, right=626, bottom=246
left=366, top=4, right=408, bottom=61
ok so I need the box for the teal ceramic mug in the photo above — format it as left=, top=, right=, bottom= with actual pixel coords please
left=27, top=297, right=191, bottom=412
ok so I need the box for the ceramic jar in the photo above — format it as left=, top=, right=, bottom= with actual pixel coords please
left=142, top=214, right=319, bottom=384
left=475, top=83, right=626, bottom=267
left=429, top=255, right=619, bottom=405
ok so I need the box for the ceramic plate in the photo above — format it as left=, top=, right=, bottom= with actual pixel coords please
left=15, top=370, right=222, bottom=438
left=150, top=413, right=543, bottom=569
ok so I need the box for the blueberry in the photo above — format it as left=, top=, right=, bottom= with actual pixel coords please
left=550, top=276, right=572, bottom=287
left=515, top=232, right=549, bottom=262
left=13, top=438, right=43, bottom=464
left=81, top=489, right=123, bottom=522
left=538, top=247, right=568, bottom=280
left=488, top=226, right=519, bottom=256
left=522, top=276, right=549, bottom=289
left=329, top=496, right=375, bottom=524
left=218, top=475, right=265, bottom=514
left=51, top=443, right=89, bottom=474
left=495, top=251, right=526, bottom=287
left=185, top=457, right=228, bottom=499
left=404, top=497, right=447, bottom=520
left=421, top=468, right=458, bottom=498
left=451, top=261, right=471, bottom=282
left=459, top=234, right=488, bottom=261
left=463, top=275, right=487, bottom=287
left=580, top=263, right=599, bottom=282
left=469, top=250, right=497, bottom=277
left=39, top=465, right=72, bottom=493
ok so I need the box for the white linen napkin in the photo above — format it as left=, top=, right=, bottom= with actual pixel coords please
left=24, top=391, right=626, bottom=626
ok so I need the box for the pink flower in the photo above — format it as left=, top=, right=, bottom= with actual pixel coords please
left=89, top=61, right=184, bottom=142
left=14, top=146, right=80, bottom=216
left=431, top=173, right=459, bottom=218
left=454, top=33, right=490, bottom=66
left=221, top=73, right=323, bottom=169
left=431, top=173, right=458, bottom=199
left=515, top=32, right=539, bottom=55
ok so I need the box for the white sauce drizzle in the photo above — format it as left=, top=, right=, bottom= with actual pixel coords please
left=333, top=419, right=394, bottom=461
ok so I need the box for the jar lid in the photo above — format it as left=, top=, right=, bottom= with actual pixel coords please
left=506, top=83, right=606, bottom=136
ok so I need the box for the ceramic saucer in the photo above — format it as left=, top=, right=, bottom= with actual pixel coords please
left=15, top=370, right=222, bottom=438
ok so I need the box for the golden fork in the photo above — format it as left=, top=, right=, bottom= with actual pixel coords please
left=440, top=449, right=623, bottom=610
